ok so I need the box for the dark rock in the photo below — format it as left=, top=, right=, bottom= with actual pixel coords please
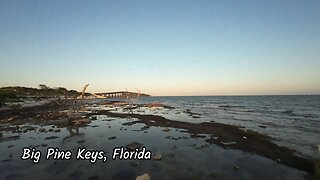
left=276, top=158, right=281, bottom=163
left=0, top=135, right=20, bottom=142
left=23, top=126, right=36, bottom=131
left=77, top=140, right=85, bottom=144
left=140, top=126, right=150, bottom=131
left=233, top=166, right=239, bottom=171
left=90, top=116, right=97, bottom=120
left=153, top=154, right=162, bottom=160
left=108, top=136, right=117, bottom=140
left=122, top=121, right=139, bottom=126
left=1, top=159, right=11, bottom=162
left=44, top=136, right=59, bottom=140
left=126, top=142, right=142, bottom=151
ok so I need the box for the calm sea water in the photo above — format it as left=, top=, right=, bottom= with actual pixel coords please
left=134, top=95, right=320, bottom=158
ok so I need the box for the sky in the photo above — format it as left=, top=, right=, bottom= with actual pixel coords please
left=0, top=0, right=320, bottom=96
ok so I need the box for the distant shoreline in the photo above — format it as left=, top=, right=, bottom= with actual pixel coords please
left=147, top=94, right=320, bottom=97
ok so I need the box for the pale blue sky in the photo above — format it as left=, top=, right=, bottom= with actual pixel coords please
left=1, top=0, right=319, bottom=95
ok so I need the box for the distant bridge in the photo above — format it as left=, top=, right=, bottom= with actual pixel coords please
left=94, top=91, right=150, bottom=98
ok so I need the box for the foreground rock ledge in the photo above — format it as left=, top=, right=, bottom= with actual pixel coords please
left=0, top=99, right=316, bottom=177
left=91, top=110, right=316, bottom=174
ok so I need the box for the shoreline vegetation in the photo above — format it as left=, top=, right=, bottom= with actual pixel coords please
left=0, top=86, right=319, bottom=179
left=0, top=85, right=153, bottom=115
left=0, top=85, right=150, bottom=108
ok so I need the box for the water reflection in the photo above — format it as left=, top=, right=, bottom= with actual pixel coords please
left=62, top=126, right=84, bottom=144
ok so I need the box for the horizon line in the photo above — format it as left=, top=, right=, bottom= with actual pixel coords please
left=1, top=85, right=319, bottom=97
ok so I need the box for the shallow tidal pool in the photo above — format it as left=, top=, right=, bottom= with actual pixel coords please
left=0, top=112, right=307, bottom=180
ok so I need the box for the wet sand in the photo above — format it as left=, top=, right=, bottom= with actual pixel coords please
left=0, top=99, right=318, bottom=179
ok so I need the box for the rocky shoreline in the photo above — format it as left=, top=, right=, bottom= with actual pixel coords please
left=0, top=99, right=318, bottom=179
left=90, top=109, right=315, bottom=174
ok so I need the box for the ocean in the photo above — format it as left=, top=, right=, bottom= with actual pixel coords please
left=133, top=95, right=320, bottom=158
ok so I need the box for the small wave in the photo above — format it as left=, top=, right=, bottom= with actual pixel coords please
left=268, top=109, right=295, bottom=115
left=234, top=108, right=255, bottom=113
left=294, top=118, right=320, bottom=124
left=293, top=125, right=320, bottom=133
left=301, top=113, right=319, bottom=118
left=282, top=109, right=294, bottom=114
left=290, top=113, right=319, bottom=119
left=232, top=118, right=253, bottom=122
left=218, top=105, right=246, bottom=108
left=199, top=104, right=219, bottom=109
left=213, top=101, right=229, bottom=104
